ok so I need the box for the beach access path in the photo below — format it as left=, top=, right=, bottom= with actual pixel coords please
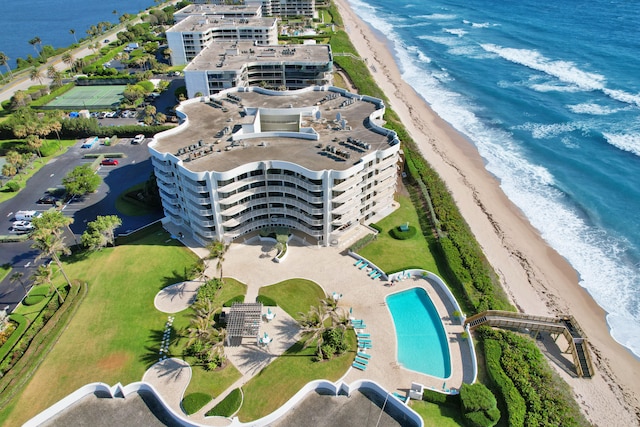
left=332, top=0, right=640, bottom=425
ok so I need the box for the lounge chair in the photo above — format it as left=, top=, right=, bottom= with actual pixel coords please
left=352, top=361, right=367, bottom=371
left=355, top=357, right=369, bottom=365
left=359, top=262, right=368, bottom=270
left=372, top=272, right=382, bottom=279
left=368, top=269, right=377, bottom=277
left=359, top=343, right=372, bottom=349
left=354, top=259, right=364, bottom=267
left=354, top=324, right=367, bottom=329
left=357, top=333, right=370, bottom=338
left=357, top=352, right=371, bottom=359
left=357, top=339, right=372, bottom=344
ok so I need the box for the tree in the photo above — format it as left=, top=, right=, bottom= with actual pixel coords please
left=28, top=37, right=42, bottom=58
left=298, top=298, right=349, bottom=360
left=62, top=52, right=74, bottom=73
left=81, top=215, right=122, bottom=251
left=206, top=240, right=230, bottom=281
left=69, top=29, right=78, bottom=44
left=47, top=66, right=63, bottom=89
left=0, top=52, right=13, bottom=81
left=25, top=135, right=43, bottom=157
left=31, top=211, right=75, bottom=301
left=460, top=383, right=501, bottom=427
left=29, top=67, right=44, bottom=85
left=62, top=164, right=102, bottom=197
left=123, top=84, right=145, bottom=103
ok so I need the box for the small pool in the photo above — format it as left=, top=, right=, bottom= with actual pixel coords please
left=386, top=287, right=451, bottom=378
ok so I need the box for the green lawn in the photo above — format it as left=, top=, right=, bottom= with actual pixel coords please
left=258, top=279, right=326, bottom=320
left=238, top=332, right=357, bottom=422
left=358, top=195, right=441, bottom=274
left=0, top=228, right=199, bottom=426
left=115, top=182, right=160, bottom=217
left=410, top=400, right=465, bottom=426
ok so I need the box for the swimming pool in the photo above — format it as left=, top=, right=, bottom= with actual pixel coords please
left=386, top=287, right=451, bottom=378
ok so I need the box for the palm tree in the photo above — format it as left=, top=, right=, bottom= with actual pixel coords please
left=0, top=52, right=13, bottom=81
left=29, top=67, right=44, bottom=85
left=31, top=211, right=74, bottom=295
left=31, top=264, right=65, bottom=304
left=62, top=52, right=74, bottom=73
left=206, top=240, right=230, bottom=281
left=28, top=37, right=42, bottom=58
left=69, top=29, right=78, bottom=44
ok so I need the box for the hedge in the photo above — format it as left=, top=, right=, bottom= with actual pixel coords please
left=460, top=382, right=500, bottom=427
left=205, top=388, right=242, bottom=417
left=182, top=392, right=211, bottom=415
left=389, top=225, right=417, bottom=240
left=483, top=339, right=525, bottom=427
left=22, top=295, right=45, bottom=306
left=349, top=233, right=376, bottom=252
left=255, top=295, right=277, bottom=306
left=422, top=388, right=461, bottom=407
left=0, top=314, right=29, bottom=363
left=223, top=295, right=245, bottom=307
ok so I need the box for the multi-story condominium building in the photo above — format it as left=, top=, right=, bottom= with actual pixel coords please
left=148, top=86, right=401, bottom=246
left=188, top=0, right=315, bottom=18
left=183, top=42, right=333, bottom=96
left=174, top=3, right=262, bottom=24
left=166, top=14, right=278, bottom=65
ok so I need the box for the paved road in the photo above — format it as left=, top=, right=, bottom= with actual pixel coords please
left=0, top=138, right=163, bottom=311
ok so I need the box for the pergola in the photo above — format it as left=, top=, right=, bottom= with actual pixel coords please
left=225, top=302, right=263, bottom=346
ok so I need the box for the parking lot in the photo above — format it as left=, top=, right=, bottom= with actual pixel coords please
left=0, top=135, right=163, bottom=310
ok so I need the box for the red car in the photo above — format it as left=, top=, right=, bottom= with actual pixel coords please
left=101, top=158, right=119, bottom=166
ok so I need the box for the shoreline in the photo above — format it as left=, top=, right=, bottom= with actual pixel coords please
left=334, top=0, right=640, bottom=424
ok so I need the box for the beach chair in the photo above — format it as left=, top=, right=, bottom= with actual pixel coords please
left=359, top=262, right=368, bottom=270
left=357, top=352, right=371, bottom=359
left=368, top=269, right=377, bottom=277
left=372, top=272, right=382, bottom=279
left=352, top=361, right=367, bottom=371
left=355, top=357, right=369, bottom=365
left=359, top=343, right=372, bottom=349
left=354, top=324, right=366, bottom=329
left=357, top=333, right=370, bottom=338
left=354, top=259, right=364, bottom=267
left=357, top=339, right=372, bottom=344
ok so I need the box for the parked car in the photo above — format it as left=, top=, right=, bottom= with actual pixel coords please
left=131, top=134, right=145, bottom=144
left=100, top=158, right=119, bottom=166
left=12, top=221, right=34, bottom=232
left=15, top=210, right=42, bottom=221
left=105, top=111, right=117, bottom=118
left=37, top=195, right=58, bottom=205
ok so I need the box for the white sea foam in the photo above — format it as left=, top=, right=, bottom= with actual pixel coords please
left=568, top=103, right=622, bottom=115
left=416, top=13, right=457, bottom=20
left=443, top=28, right=467, bottom=37
left=417, top=35, right=461, bottom=47
left=602, top=133, right=640, bottom=157
left=530, top=83, right=583, bottom=93
left=515, top=122, right=582, bottom=139
left=603, top=88, right=640, bottom=107
left=349, top=0, right=640, bottom=358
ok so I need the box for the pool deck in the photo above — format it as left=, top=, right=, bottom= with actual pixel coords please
left=216, top=235, right=474, bottom=397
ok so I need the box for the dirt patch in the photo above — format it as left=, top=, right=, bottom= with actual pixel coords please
left=97, top=352, right=131, bottom=371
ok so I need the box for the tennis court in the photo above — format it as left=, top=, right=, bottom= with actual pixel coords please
left=45, top=85, right=126, bottom=110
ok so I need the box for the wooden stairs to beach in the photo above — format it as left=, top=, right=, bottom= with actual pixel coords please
left=464, top=310, right=595, bottom=378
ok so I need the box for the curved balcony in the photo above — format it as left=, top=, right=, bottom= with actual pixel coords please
left=157, top=180, right=177, bottom=195
left=152, top=159, right=173, bottom=174
left=217, top=176, right=265, bottom=193
left=219, top=187, right=266, bottom=205
left=266, top=187, right=324, bottom=204
left=266, top=174, right=323, bottom=192
left=183, top=182, right=208, bottom=193
left=184, top=190, right=211, bottom=205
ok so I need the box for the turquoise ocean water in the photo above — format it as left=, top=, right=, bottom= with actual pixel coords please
left=0, top=0, right=154, bottom=69
left=347, top=0, right=640, bottom=357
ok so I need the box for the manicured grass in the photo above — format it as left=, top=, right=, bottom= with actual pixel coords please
left=206, top=388, right=242, bottom=417
left=0, top=265, right=11, bottom=283
left=357, top=195, right=440, bottom=274
left=237, top=331, right=357, bottom=422
left=258, top=279, right=326, bottom=321
left=0, top=228, right=199, bottom=426
left=410, top=400, right=465, bottom=426
left=182, top=392, right=211, bottom=415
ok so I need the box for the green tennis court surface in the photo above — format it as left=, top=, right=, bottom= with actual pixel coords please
left=46, top=85, right=126, bottom=110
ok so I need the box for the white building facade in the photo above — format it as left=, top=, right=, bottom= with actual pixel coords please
left=148, top=86, right=401, bottom=246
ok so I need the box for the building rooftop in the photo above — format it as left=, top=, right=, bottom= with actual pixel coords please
left=153, top=89, right=393, bottom=173
left=175, top=3, right=262, bottom=20
left=185, top=42, right=331, bottom=72
left=168, top=14, right=275, bottom=33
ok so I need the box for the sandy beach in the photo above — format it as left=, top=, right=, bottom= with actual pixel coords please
left=333, top=0, right=640, bottom=425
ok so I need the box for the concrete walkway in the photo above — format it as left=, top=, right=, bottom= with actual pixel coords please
left=143, top=228, right=475, bottom=425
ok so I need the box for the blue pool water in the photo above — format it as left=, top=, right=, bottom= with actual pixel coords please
left=386, top=287, right=451, bottom=378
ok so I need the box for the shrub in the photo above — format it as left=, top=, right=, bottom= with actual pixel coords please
left=22, top=295, right=45, bottom=306
left=368, top=223, right=382, bottom=233
left=460, top=382, right=500, bottom=427
left=349, top=233, right=376, bottom=252
left=422, top=389, right=461, bottom=407
left=196, top=278, right=222, bottom=303
left=5, top=181, right=21, bottom=192
left=390, top=225, right=417, bottom=240
left=206, top=388, right=242, bottom=417
left=182, top=392, right=212, bottom=415
left=256, top=295, right=277, bottom=306
left=223, top=295, right=245, bottom=307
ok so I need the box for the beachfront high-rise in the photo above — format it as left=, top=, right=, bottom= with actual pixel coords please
left=149, top=86, right=401, bottom=246
left=188, top=0, right=316, bottom=18
left=183, top=42, right=333, bottom=97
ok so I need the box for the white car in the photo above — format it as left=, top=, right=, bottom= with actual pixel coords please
left=12, top=221, right=34, bottom=232
left=132, top=134, right=145, bottom=144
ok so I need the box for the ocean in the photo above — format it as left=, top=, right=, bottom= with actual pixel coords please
left=347, top=0, right=640, bottom=357
left=0, top=0, right=154, bottom=69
